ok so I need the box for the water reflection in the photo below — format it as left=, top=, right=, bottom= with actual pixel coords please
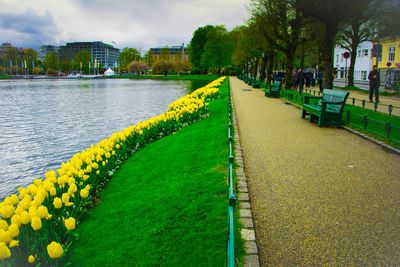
left=0, top=78, right=195, bottom=199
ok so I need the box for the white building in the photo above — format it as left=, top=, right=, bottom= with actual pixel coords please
left=334, top=41, right=373, bottom=82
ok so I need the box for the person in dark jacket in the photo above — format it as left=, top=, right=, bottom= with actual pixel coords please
left=368, top=65, right=380, bottom=102
left=317, top=69, right=323, bottom=92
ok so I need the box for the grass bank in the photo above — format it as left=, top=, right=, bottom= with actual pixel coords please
left=105, top=74, right=220, bottom=81
left=67, top=80, right=242, bottom=266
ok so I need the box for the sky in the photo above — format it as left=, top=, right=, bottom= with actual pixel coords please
left=0, top=0, right=251, bottom=51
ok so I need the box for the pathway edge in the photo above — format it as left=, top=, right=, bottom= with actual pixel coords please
left=230, top=78, right=261, bottom=267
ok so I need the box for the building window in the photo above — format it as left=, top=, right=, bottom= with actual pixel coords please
left=388, top=46, right=395, bottom=62
left=336, top=54, right=339, bottom=63
left=357, top=50, right=361, bottom=57
left=361, top=71, right=367, bottom=81
left=364, top=49, right=368, bottom=56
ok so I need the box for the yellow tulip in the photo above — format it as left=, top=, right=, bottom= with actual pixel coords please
left=8, top=194, right=19, bottom=206
left=31, top=216, right=42, bottom=231
left=37, top=206, right=49, bottom=219
left=49, top=187, right=57, bottom=196
left=64, top=217, right=76, bottom=231
left=8, top=224, right=19, bottom=238
left=0, top=242, right=11, bottom=259
left=0, top=230, right=11, bottom=244
left=18, top=187, right=27, bottom=199
left=27, top=184, right=38, bottom=196
left=28, top=254, right=35, bottom=263
left=68, top=177, right=75, bottom=186
left=11, top=215, right=21, bottom=227
left=9, top=240, right=19, bottom=248
left=61, top=193, right=70, bottom=204
left=53, top=198, right=62, bottom=209
left=80, top=189, right=89, bottom=198
left=1, top=205, right=14, bottom=219
left=0, top=220, right=8, bottom=231
left=28, top=206, right=38, bottom=217
left=68, top=183, right=78, bottom=194
left=47, top=241, right=63, bottom=259
left=20, top=211, right=31, bottom=224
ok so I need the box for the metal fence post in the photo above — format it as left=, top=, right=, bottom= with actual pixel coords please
left=363, top=115, right=368, bottom=130
left=386, top=122, right=390, bottom=138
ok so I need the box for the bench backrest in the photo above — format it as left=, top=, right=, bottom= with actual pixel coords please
left=270, top=81, right=281, bottom=91
left=320, top=89, right=349, bottom=113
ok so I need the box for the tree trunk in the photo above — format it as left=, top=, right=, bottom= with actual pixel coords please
left=259, top=54, right=267, bottom=82
left=284, top=52, right=294, bottom=89
left=321, top=23, right=338, bottom=89
left=348, top=23, right=361, bottom=87
left=266, top=52, right=274, bottom=84
left=348, top=46, right=357, bottom=87
left=252, top=57, right=259, bottom=79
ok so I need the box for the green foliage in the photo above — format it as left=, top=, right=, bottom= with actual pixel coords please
left=74, top=50, right=91, bottom=74
left=43, top=52, right=59, bottom=71
left=201, top=25, right=233, bottom=72
left=107, top=74, right=219, bottom=81
left=189, top=25, right=215, bottom=71
left=151, top=60, right=175, bottom=75
left=119, top=47, right=141, bottom=73
left=46, top=68, right=58, bottom=76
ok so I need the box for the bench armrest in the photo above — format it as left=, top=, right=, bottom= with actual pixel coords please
left=304, top=95, right=321, bottom=104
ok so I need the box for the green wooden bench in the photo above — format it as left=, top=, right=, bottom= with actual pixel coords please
left=265, top=81, right=281, bottom=97
left=302, top=89, right=349, bottom=127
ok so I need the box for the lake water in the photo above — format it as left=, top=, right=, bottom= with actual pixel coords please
left=0, top=78, right=202, bottom=199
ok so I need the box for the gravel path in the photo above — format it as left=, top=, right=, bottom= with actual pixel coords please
left=230, top=77, right=400, bottom=266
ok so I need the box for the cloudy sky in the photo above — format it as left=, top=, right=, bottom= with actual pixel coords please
left=0, top=0, right=251, bottom=51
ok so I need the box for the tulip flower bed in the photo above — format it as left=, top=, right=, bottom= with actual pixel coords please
left=0, top=77, right=225, bottom=266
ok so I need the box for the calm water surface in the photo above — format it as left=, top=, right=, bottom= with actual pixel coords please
left=0, top=78, right=197, bottom=199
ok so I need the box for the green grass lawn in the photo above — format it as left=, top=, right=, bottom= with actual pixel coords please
left=67, top=80, right=241, bottom=266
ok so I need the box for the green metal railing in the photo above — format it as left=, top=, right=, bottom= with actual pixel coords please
left=227, top=79, right=236, bottom=267
left=301, top=88, right=400, bottom=116
left=280, top=89, right=400, bottom=147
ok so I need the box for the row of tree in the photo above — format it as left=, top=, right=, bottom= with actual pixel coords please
left=188, top=0, right=400, bottom=88
left=0, top=46, right=192, bottom=76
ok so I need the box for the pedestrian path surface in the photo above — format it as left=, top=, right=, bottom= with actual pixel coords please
left=230, top=77, right=400, bottom=266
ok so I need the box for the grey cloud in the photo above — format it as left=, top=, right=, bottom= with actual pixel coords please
left=0, top=0, right=250, bottom=50
left=0, top=9, right=58, bottom=47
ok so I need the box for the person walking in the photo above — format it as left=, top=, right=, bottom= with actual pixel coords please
left=317, top=69, right=323, bottom=92
left=368, top=65, right=380, bottom=102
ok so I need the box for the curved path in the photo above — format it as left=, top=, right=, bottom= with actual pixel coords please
left=230, top=77, right=400, bottom=266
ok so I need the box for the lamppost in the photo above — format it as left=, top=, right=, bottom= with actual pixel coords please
left=299, top=29, right=306, bottom=95
left=386, top=62, right=392, bottom=89
left=343, top=51, right=350, bottom=87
